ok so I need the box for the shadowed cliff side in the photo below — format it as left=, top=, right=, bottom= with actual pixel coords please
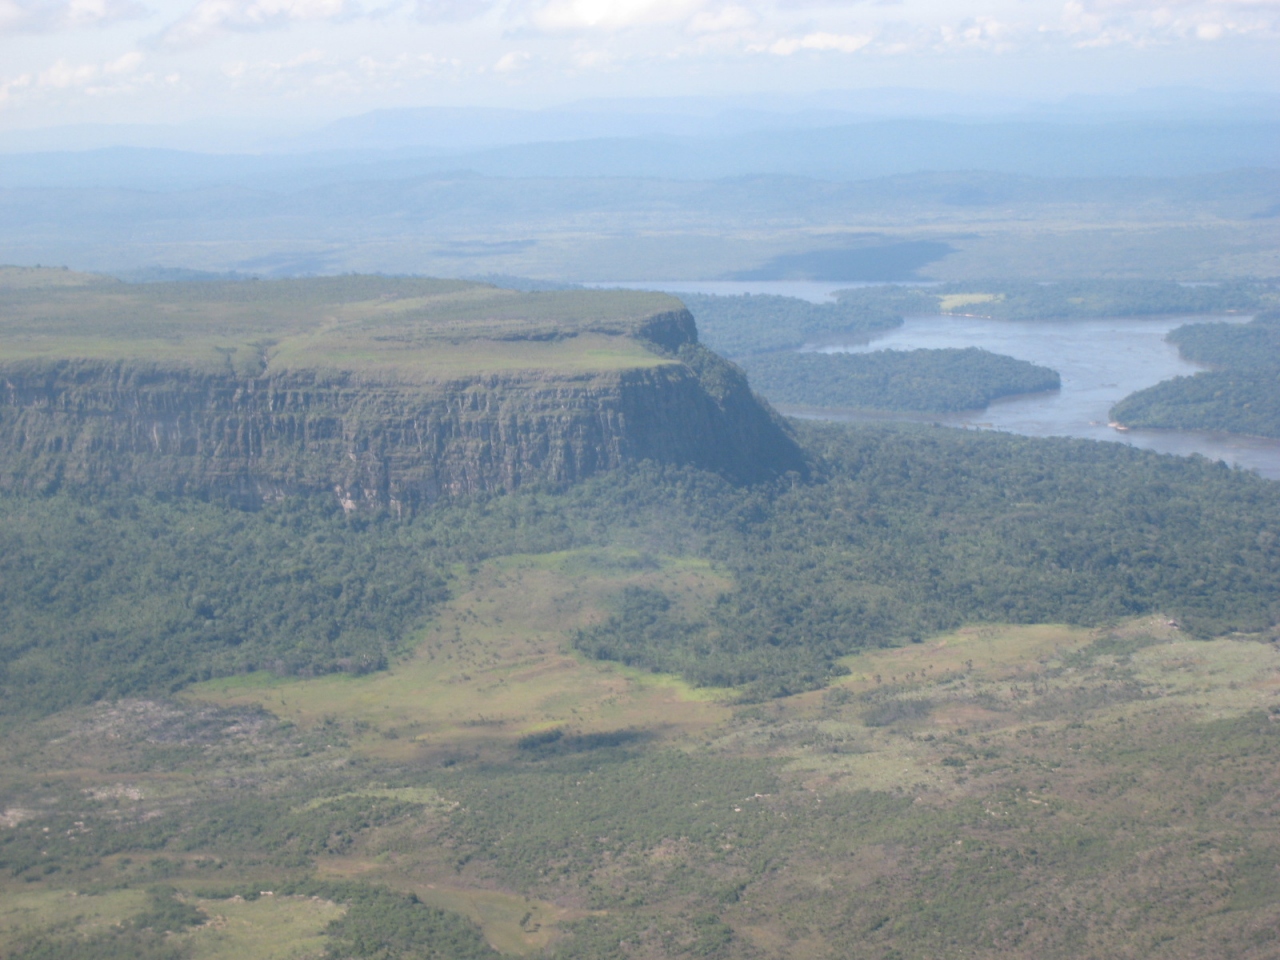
left=0, top=270, right=803, bottom=507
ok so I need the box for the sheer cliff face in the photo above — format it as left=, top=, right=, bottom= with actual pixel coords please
left=0, top=284, right=803, bottom=506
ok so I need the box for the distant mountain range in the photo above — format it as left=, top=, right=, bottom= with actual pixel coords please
left=0, top=118, right=1276, bottom=191
left=4, top=86, right=1277, bottom=154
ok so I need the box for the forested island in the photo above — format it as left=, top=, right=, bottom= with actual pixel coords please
left=3, top=270, right=1280, bottom=960
left=737, top=347, right=1060, bottom=413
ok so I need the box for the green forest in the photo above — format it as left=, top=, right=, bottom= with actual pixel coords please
left=737, top=347, right=1060, bottom=412
left=1112, top=310, right=1280, bottom=437
left=4, top=420, right=1279, bottom=714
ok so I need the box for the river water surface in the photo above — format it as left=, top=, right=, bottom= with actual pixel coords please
left=809, top=314, right=1280, bottom=481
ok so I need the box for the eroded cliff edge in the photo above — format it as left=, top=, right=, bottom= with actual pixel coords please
left=0, top=272, right=803, bottom=507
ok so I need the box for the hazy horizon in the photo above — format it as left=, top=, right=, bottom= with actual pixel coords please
left=3, top=0, right=1279, bottom=140
left=0, top=85, right=1277, bottom=155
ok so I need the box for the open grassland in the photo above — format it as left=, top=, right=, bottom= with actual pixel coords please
left=0, top=887, right=151, bottom=949
left=708, top=620, right=1280, bottom=959
left=182, top=894, right=344, bottom=960
left=309, top=862, right=573, bottom=956
left=188, top=549, right=735, bottom=761
left=4, top=543, right=1280, bottom=959
left=717, top=616, right=1280, bottom=798
left=0, top=887, right=348, bottom=960
left=939, top=292, right=1002, bottom=312
left=0, top=271, right=684, bottom=380
left=266, top=332, right=672, bottom=380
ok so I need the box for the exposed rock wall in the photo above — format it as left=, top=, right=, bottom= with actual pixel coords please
left=0, top=342, right=804, bottom=508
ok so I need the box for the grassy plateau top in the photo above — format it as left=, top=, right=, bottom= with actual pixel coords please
left=0, top=268, right=685, bottom=381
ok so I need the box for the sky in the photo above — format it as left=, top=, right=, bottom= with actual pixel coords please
left=1, top=0, right=1278, bottom=133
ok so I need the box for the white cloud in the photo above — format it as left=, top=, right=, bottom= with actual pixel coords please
left=493, top=48, right=531, bottom=70
left=1055, top=0, right=1280, bottom=46
left=105, top=49, right=144, bottom=72
left=0, top=50, right=163, bottom=108
left=760, top=29, right=872, bottom=54
left=222, top=46, right=324, bottom=80
left=0, top=0, right=146, bottom=34
left=735, top=1, right=1280, bottom=58
left=415, top=0, right=493, bottom=22
left=39, top=58, right=100, bottom=87
left=571, top=47, right=612, bottom=67
left=687, top=3, right=753, bottom=33
left=532, top=0, right=706, bottom=31
left=937, top=17, right=1014, bottom=51
left=0, top=72, right=32, bottom=103
left=158, top=0, right=353, bottom=46
left=356, top=51, right=454, bottom=76
left=220, top=48, right=459, bottom=93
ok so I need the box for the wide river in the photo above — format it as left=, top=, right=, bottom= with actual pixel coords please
left=587, top=281, right=1280, bottom=481
left=810, top=314, right=1280, bottom=481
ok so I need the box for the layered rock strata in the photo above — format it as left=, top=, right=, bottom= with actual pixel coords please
left=0, top=330, right=803, bottom=508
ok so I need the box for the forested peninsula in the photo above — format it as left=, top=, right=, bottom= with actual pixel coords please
left=1112, top=310, right=1280, bottom=437
left=737, top=347, right=1060, bottom=413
